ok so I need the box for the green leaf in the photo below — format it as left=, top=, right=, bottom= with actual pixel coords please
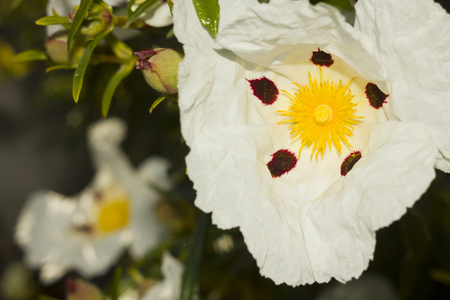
left=36, top=16, right=69, bottom=26
left=101, top=59, right=136, bottom=117
left=68, top=0, right=94, bottom=51
left=125, top=0, right=159, bottom=27
left=180, top=212, right=210, bottom=300
left=12, top=50, right=48, bottom=63
left=46, top=64, right=76, bottom=72
left=149, top=94, right=169, bottom=114
left=193, top=0, right=220, bottom=37
left=72, top=26, right=112, bottom=103
left=110, top=266, right=122, bottom=300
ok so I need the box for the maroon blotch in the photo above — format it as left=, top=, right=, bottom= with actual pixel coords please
left=341, top=151, right=362, bottom=176
left=365, top=83, right=388, bottom=109
left=267, top=149, right=297, bottom=178
left=66, top=278, right=77, bottom=293
left=310, top=48, right=334, bottom=67
left=247, top=77, right=279, bottom=105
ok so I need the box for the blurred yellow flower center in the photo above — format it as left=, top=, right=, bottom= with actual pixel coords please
left=279, top=68, right=362, bottom=159
left=98, top=199, right=130, bottom=233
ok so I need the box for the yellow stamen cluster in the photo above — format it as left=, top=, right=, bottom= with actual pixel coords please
left=279, top=68, right=362, bottom=159
left=98, top=199, right=130, bottom=233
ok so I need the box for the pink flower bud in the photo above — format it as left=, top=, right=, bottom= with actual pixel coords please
left=135, top=48, right=183, bottom=94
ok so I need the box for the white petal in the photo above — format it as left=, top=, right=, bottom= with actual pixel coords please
left=216, top=0, right=385, bottom=83
left=138, top=1, right=172, bottom=28
left=14, top=190, right=126, bottom=284
left=46, top=0, right=79, bottom=36
left=351, top=122, right=436, bottom=230
left=137, top=157, right=172, bottom=191
left=141, top=252, right=183, bottom=300
left=355, top=0, right=450, bottom=172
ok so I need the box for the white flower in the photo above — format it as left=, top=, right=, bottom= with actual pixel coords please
left=173, top=0, right=450, bottom=286
left=140, top=252, right=183, bottom=300
left=15, top=118, right=172, bottom=284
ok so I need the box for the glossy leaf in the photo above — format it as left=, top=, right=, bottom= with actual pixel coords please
left=12, top=50, right=48, bottom=63
left=101, top=59, right=136, bottom=117
left=180, top=212, right=210, bottom=300
left=67, top=0, right=94, bottom=51
left=35, top=16, right=69, bottom=26
left=125, top=0, right=159, bottom=27
left=193, top=0, right=220, bottom=37
left=72, top=26, right=113, bottom=103
left=149, top=94, right=169, bottom=114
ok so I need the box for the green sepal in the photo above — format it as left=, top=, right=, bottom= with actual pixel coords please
left=101, top=59, right=136, bottom=117
left=35, top=16, right=69, bottom=26
left=180, top=212, right=210, bottom=300
left=125, top=0, right=159, bottom=27
left=12, top=50, right=48, bottom=63
left=193, top=0, right=220, bottom=38
left=72, top=24, right=113, bottom=103
left=67, top=0, right=94, bottom=51
left=149, top=93, right=169, bottom=114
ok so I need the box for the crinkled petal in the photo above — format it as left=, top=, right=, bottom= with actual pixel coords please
left=350, top=122, right=436, bottom=230
left=173, top=0, right=259, bottom=143
left=355, top=0, right=450, bottom=172
left=216, top=0, right=385, bottom=83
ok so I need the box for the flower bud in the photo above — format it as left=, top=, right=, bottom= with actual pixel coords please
left=135, top=48, right=183, bottom=94
left=66, top=278, right=103, bottom=300
left=44, top=34, right=86, bottom=65
left=68, top=2, right=113, bottom=37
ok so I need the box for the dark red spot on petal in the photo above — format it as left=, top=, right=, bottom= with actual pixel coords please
left=310, top=48, right=334, bottom=67
left=267, top=149, right=297, bottom=178
left=341, top=151, right=362, bottom=176
left=247, top=77, right=279, bottom=105
left=365, top=83, right=388, bottom=109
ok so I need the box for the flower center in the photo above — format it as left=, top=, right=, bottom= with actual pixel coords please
left=313, top=104, right=332, bottom=125
left=279, top=67, right=362, bottom=159
left=98, top=199, right=130, bottom=233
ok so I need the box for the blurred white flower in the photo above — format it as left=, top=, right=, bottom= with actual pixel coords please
left=131, top=0, right=173, bottom=28
left=46, top=0, right=172, bottom=36
left=141, top=252, right=183, bottom=300
left=15, top=118, right=172, bottom=284
left=173, top=0, right=449, bottom=286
